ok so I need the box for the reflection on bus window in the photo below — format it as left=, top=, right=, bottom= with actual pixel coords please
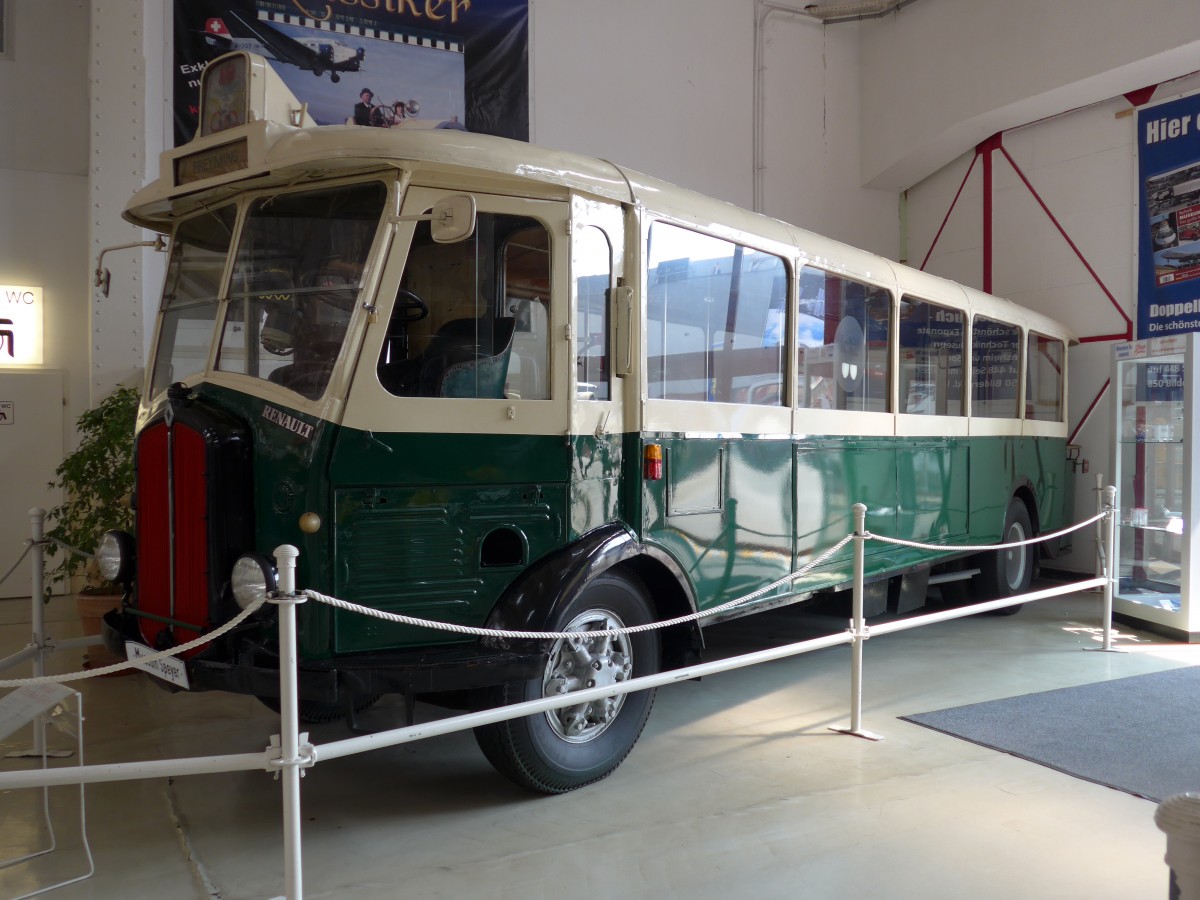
left=1026, top=332, right=1064, bottom=422
left=216, top=182, right=386, bottom=400
left=796, top=266, right=891, bottom=412
left=150, top=204, right=237, bottom=398
left=972, top=317, right=1021, bottom=418
left=574, top=226, right=612, bottom=400
left=646, top=222, right=787, bottom=405
left=377, top=213, right=550, bottom=399
left=898, top=295, right=964, bottom=416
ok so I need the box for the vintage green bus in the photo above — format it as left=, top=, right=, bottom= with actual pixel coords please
left=100, top=53, right=1075, bottom=793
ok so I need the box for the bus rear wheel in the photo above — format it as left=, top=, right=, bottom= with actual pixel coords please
left=978, top=498, right=1034, bottom=614
left=474, top=572, right=659, bottom=794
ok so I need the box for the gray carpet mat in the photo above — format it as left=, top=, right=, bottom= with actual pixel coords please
left=902, top=665, right=1200, bottom=802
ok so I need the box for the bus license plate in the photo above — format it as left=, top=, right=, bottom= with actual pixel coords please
left=125, top=642, right=190, bottom=689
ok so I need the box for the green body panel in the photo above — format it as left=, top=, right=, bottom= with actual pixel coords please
left=332, top=481, right=565, bottom=652
left=642, top=436, right=794, bottom=611
left=569, top=432, right=625, bottom=539
left=187, top=386, right=1069, bottom=660
left=642, top=432, right=1068, bottom=609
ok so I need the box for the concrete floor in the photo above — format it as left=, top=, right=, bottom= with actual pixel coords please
left=1, top=585, right=1197, bottom=900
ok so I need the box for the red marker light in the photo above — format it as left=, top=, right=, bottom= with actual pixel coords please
left=643, top=443, right=664, bottom=480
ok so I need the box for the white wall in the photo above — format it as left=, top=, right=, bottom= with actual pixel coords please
left=529, top=0, right=896, bottom=255
left=0, top=0, right=90, bottom=442
left=861, top=0, right=1200, bottom=191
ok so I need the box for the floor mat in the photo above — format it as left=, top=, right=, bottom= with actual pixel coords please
left=902, top=665, right=1200, bottom=802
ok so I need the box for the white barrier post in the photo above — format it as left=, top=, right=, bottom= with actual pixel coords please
left=272, top=545, right=305, bottom=900
left=1156, top=793, right=1200, bottom=899
left=1102, top=485, right=1117, bottom=652
left=831, top=503, right=881, bottom=741
left=29, top=507, right=47, bottom=756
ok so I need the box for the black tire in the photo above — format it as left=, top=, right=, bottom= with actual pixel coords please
left=978, top=497, right=1034, bottom=614
left=474, top=571, right=659, bottom=794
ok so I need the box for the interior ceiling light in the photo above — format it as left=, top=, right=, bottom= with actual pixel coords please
left=800, top=0, right=919, bottom=23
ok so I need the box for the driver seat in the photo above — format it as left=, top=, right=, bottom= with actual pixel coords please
left=419, top=317, right=516, bottom=398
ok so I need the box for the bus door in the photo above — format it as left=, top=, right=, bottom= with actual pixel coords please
left=568, top=195, right=629, bottom=537
left=330, top=186, right=572, bottom=652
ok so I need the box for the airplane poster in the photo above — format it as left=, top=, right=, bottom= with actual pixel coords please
left=1137, top=90, right=1200, bottom=338
left=173, top=0, right=528, bottom=146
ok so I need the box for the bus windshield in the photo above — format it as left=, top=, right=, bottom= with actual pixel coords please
left=149, top=204, right=237, bottom=398
left=215, top=182, right=387, bottom=399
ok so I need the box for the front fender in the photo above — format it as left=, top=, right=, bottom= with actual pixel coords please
left=487, top=523, right=697, bottom=634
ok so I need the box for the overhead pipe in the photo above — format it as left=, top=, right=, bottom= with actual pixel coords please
left=798, top=0, right=920, bottom=24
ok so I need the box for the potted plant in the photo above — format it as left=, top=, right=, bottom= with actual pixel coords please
left=45, top=384, right=139, bottom=667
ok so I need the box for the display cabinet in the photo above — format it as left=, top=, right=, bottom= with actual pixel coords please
left=1110, top=333, right=1200, bottom=641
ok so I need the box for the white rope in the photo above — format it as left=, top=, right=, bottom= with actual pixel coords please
left=0, top=540, right=34, bottom=588
left=45, top=537, right=95, bottom=561
left=0, top=507, right=1111, bottom=683
left=306, top=533, right=858, bottom=641
left=867, top=509, right=1107, bottom=554
left=0, top=599, right=267, bottom=687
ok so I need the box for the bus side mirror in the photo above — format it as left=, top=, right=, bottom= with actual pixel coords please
left=392, top=194, right=477, bottom=242
left=431, top=194, right=476, bottom=243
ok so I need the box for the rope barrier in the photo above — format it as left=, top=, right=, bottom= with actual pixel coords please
left=0, top=506, right=1114, bottom=686
left=305, top=533, right=857, bottom=641
left=0, top=599, right=266, bottom=687
left=868, top=510, right=1107, bottom=554
left=43, top=537, right=95, bottom=561
left=0, top=540, right=34, bottom=589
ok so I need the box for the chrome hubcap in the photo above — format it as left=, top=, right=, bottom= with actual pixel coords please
left=542, top=610, right=633, bottom=742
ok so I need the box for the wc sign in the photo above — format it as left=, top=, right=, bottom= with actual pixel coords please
left=0, top=285, right=44, bottom=365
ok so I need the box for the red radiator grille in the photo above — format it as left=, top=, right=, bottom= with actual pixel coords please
left=135, top=421, right=211, bottom=653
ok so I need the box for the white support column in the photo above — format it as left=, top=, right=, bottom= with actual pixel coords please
left=88, top=0, right=167, bottom=402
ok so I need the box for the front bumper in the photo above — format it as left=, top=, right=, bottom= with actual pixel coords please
left=102, top=608, right=546, bottom=701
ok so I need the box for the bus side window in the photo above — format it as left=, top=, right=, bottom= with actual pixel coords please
left=574, top=226, right=612, bottom=400
left=646, top=222, right=786, bottom=405
left=971, top=317, right=1021, bottom=418
left=898, top=295, right=964, bottom=416
left=377, top=214, right=550, bottom=400
left=1026, top=332, right=1064, bottom=422
left=796, top=266, right=891, bottom=412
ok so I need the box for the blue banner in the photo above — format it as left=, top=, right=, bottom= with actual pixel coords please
left=1138, top=92, right=1200, bottom=338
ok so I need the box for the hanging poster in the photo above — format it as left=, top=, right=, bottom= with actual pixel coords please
left=173, top=1, right=528, bottom=147
left=1137, top=91, right=1200, bottom=338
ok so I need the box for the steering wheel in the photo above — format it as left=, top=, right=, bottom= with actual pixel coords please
left=395, top=288, right=429, bottom=323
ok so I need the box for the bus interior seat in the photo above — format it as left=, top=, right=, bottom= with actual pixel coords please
left=379, top=317, right=516, bottom=398
left=423, top=317, right=516, bottom=398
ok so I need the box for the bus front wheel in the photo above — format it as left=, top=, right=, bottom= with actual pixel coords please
left=978, top=498, right=1033, bottom=614
left=474, top=572, right=660, bottom=794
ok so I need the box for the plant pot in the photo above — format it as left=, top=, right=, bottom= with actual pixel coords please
left=75, top=591, right=123, bottom=667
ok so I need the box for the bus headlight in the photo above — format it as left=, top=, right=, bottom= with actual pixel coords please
left=231, top=555, right=278, bottom=610
left=96, top=530, right=135, bottom=585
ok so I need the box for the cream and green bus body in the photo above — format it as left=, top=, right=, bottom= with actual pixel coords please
left=101, top=54, right=1073, bottom=793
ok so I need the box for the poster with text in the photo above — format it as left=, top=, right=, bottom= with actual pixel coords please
left=173, top=1, right=528, bottom=146
left=1138, top=91, right=1200, bottom=338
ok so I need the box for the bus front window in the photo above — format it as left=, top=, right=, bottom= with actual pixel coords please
left=149, top=204, right=236, bottom=398
left=377, top=213, right=550, bottom=399
left=215, top=182, right=387, bottom=400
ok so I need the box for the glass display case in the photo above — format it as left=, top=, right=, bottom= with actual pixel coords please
left=1110, top=333, right=1200, bottom=641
